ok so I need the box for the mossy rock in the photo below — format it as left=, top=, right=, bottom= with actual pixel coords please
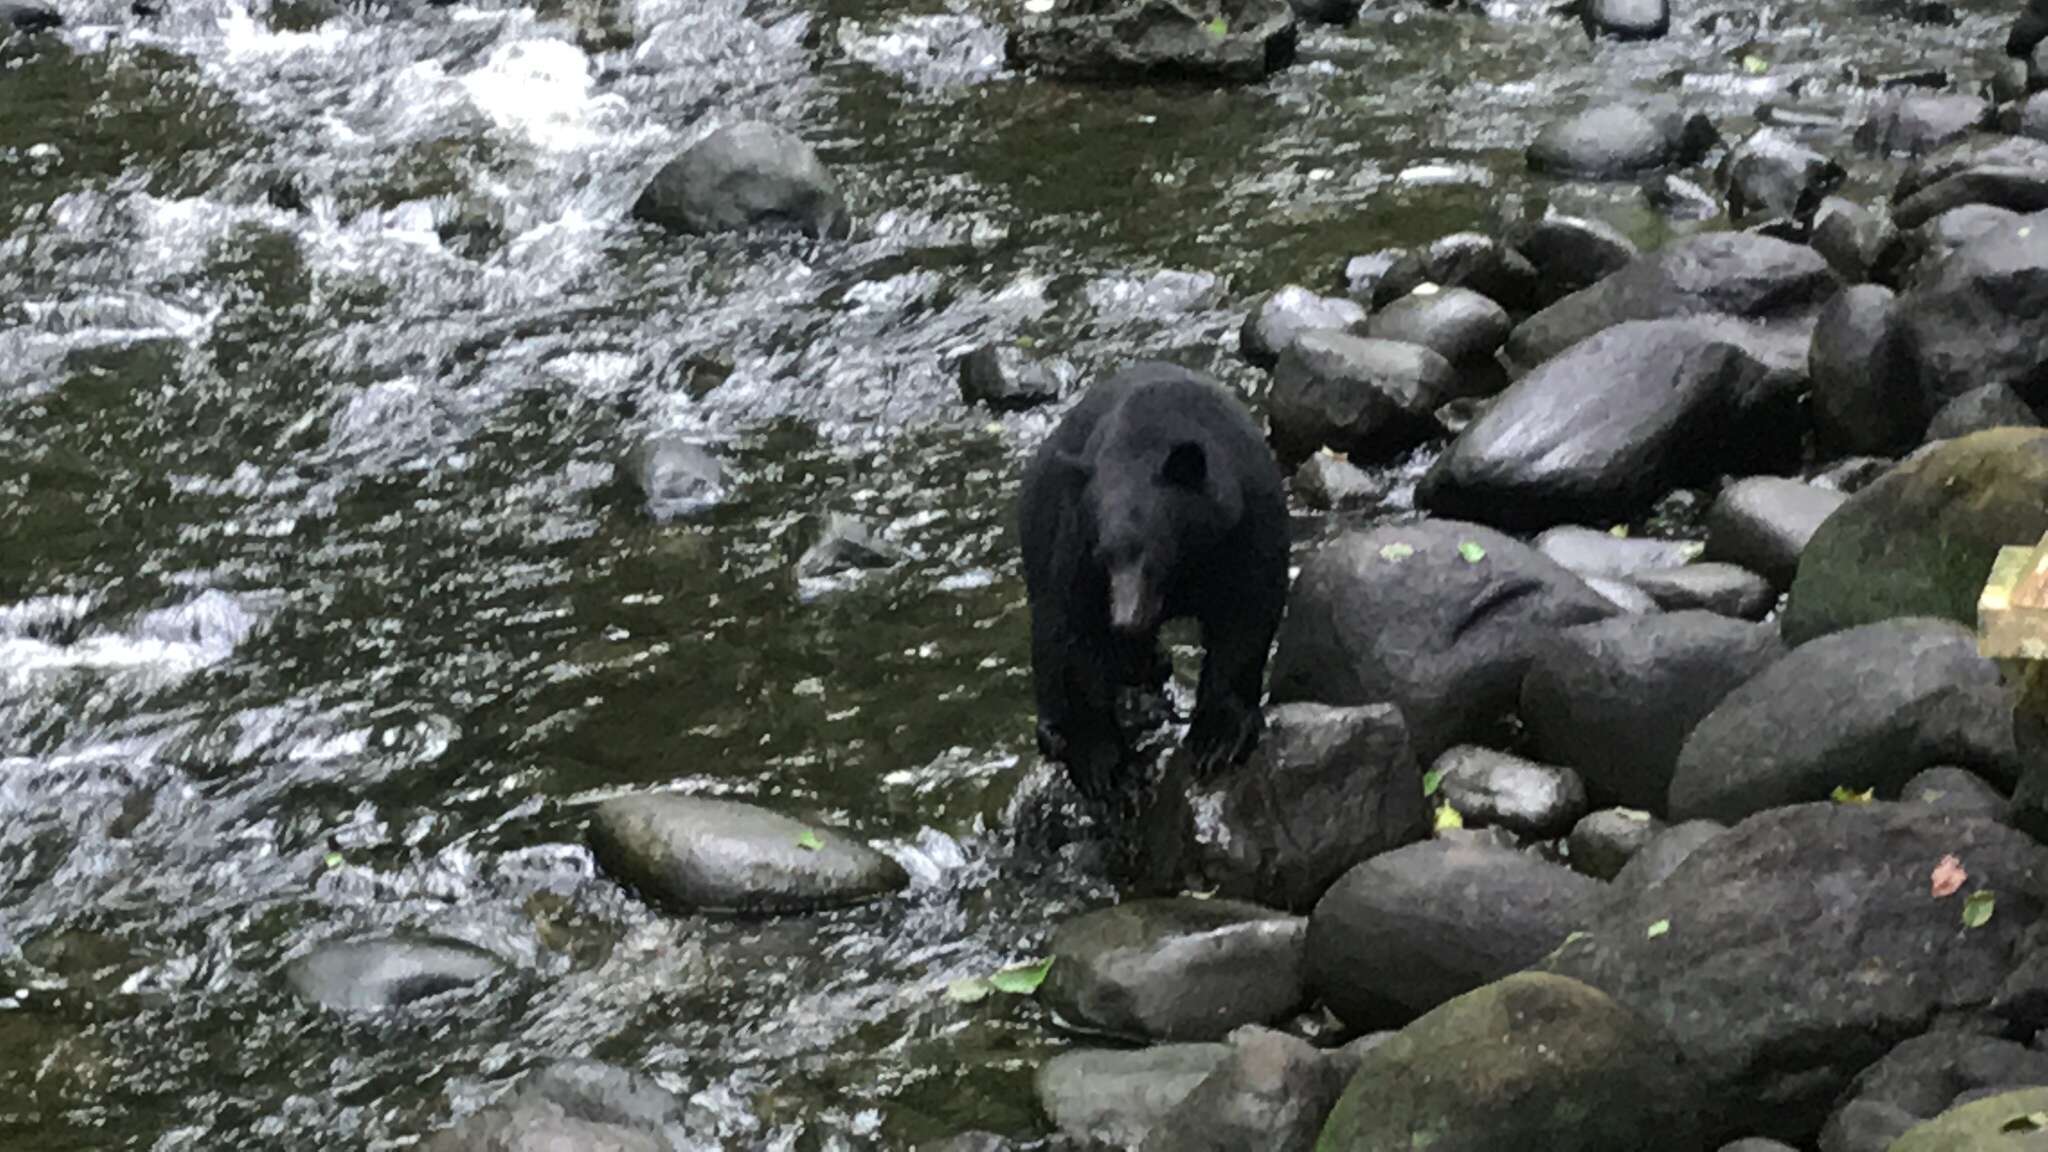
left=1782, top=428, right=2048, bottom=646
left=1315, top=972, right=1705, bottom=1152
left=1886, top=1087, right=2048, bottom=1151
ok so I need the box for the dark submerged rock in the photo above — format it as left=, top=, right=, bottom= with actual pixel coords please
left=1549, top=803, right=2048, bottom=1143
left=1506, top=233, right=1839, bottom=371
left=632, top=122, right=848, bottom=240
left=1520, top=611, right=1786, bottom=813
left=587, top=794, right=908, bottom=913
left=1527, top=100, right=1717, bottom=180
left=797, top=513, right=903, bottom=579
left=1130, top=703, right=1427, bottom=912
left=1239, top=285, right=1368, bottom=369
left=1625, top=563, right=1778, bottom=620
left=1721, top=129, right=1845, bottom=222
left=1568, top=807, right=1665, bottom=880
left=957, top=343, right=1063, bottom=411
left=286, top=936, right=504, bottom=1013
left=1269, top=520, right=1620, bottom=761
left=1421, top=321, right=1796, bottom=529
left=1267, top=332, right=1453, bottom=463
left=626, top=434, right=725, bottom=521
left=1307, top=839, right=1604, bottom=1028
left=1668, top=618, right=2017, bottom=824
left=1782, top=429, right=2048, bottom=644
left=1, top=0, right=59, bottom=31
left=1036, top=1044, right=1231, bottom=1150
left=1316, top=973, right=1707, bottom=1152
left=1004, top=0, right=1299, bottom=84
left=1702, top=476, right=1846, bottom=589
left=1040, top=898, right=1307, bottom=1042
left=1432, top=745, right=1589, bottom=838
left=1925, top=382, right=2041, bottom=440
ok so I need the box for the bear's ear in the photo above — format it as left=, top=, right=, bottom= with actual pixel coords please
left=1161, top=441, right=1207, bottom=490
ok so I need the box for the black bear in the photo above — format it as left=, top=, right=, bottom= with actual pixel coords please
left=1018, top=361, right=1290, bottom=802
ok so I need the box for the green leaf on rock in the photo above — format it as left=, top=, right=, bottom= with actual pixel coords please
left=990, top=957, right=1055, bottom=995
left=1608, top=525, right=1630, bottom=538
left=1741, top=54, right=1769, bottom=74
left=1965, top=890, right=1997, bottom=929
left=796, top=829, right=824, bottom=851
left=1015, top=335, right=1037, bottom=349
left=1422, top=768, right=1443, bottom=797
left=1458, top=540, right=1486, bottom=564
left=1434, top=802, right=1464, bottom=832
left=1203, top=15, right=1228, bottom=35
left=1618, top=808, right=1653, bottom=823
left=947, top=978, right=992, bottom=1004
left=323, top=851, right=344, bottom=870
left=1380, top=542, right=1415, bottom=563
left=1831, top=785, right=1874, bottom=806
left=1647, top=919, right=1670, bottom=939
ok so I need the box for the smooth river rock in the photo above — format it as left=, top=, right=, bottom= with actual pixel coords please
left=632, top=121, right=848, bottom=240
left=1040, top=898, right=1308, bottom=1042
left=287, top=936, right=505, bottom=1013
left=587, top=794, right=908, bottom=913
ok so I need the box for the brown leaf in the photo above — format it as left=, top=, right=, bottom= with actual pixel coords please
left=1932, top=854, right=1967, bottom=899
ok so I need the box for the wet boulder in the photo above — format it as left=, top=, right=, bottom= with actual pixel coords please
left=1507, top=214, right=1640, bottom=306
left=1568, top=808, right=1665, bottom=880
left=1506, top=233, right=1839, bottom=370
left=1625, top=563, right=1777, bottom=620
left=1, top=0, right=58, bottom=31
left=1307, top=839, right=1604, bottom=1028
left=1405, top=233, right=1543, bottom=314
left=1239, top=285, right=1368, bottom=369
left=1668, top=618, right=2017, bottom=824
left=626, top=434, right=726, bottom=521
left=1609, top=818, right=1725, bottom=893
left=1903, top=766, right=2011, bottom=821
left=1535, top=526, right=1703, bottom=580
left=1267, top=332, right=1452, bottom=463
left=1857, top=94, right=1992, bottom=157
left=1432, top=746, right=1588, bottom=839
left=1926, top=382, right=2040, bottom=440
left=1642, top=172, right=1723, bottom=220
left=1420, top=321, right=1796, bottom=528
left=587, top=794, right=908, bottom=913
left=1721, top=129, right=1845, bottom=222
left=1527, top=100, right=1718, bottom=181
left=1521, top=612, right=1786, bottom=813
left=957, top=342, right=1063, bottom=411
left=287, top=936, right=504, bottom=1013
left=1363, top=286, right=1510, bottom=396
left=797, top=513, right=903, bottom=579
left=1004, top=0, right=1298, bottom=84
left=1317, top=973, right=1706, bottom=1152
left=1896, top=136, right=2048, bottom=203
left=1340, top=249, right=1411, bottom=305
left=1581, top=0, right=1668, bottom=40
left=1584, top=575, right=1662, bottom=615
left=1893, top=165, right=2048, bottom=230
left=424, top=1062, right=689, bottom=1152
left=1880, top=203, right=2025, bottom=292
left=1036, top=1044, right=1232, bottom=1150
left=1702, top=477, right=1846, bottom=589
left=1130, top=702, right=1427, bottom=912
left=1810, top=198, right=1895, bottom=283
left=1548, top=802, right=2048, bottom=1143
left=1139, top=1027, right=1353, bottom=1152
left=1897, top=212, right=2048, bottom=411
left=2006, top=92, right=2048, bottom=143
left=1291, top=451, right=1381, bottom=510
left=1782, top=429, right=2048, bottom=644
left=632, top=122, right=848, bottom=240
left=1040, top=898, right=1306, bottom=1042
left=1809, top=284, right=1922, bottom=456
left=1269, top=521, right=1619, bottom=762
left=1830, top=1030, right=2048, bottom=1141
left=1890, top=1088, right=2048, bottom=1151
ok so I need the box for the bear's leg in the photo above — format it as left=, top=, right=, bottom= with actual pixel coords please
left=1032, top=607, right=1127, bottom=802
left=1186, top=613, right=1273, bottom=778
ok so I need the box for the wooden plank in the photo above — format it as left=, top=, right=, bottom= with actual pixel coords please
left=1980, top=535, right=2048, bottom=659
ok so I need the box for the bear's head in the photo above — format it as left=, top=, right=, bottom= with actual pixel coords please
left=1058, top=438, right=1242, bottom=635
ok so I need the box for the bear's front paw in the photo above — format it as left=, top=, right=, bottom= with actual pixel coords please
left=1185, top=702, right=1262, bottom=779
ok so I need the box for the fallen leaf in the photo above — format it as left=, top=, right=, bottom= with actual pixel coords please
left=1422, top=768, right=1443, bottom=798
left=1931, top=854, right=1967, bottom=899
left=796, top=829, right=824, bottom=851
left=1617, top=808, right=1653, bottom=823
left=946, top=978, right=992, bottom=1004
left=1203, top=15, right=1227, bottom=35
left=990, top=957, right=1055, bottom=995
left=1434, top=802, right=1464, bottom=832
left=1741, top=54, right=1769, bottom=74
left=1964, top=890, right=1996, bottom=929
left=1380, top=542, right=1415, bottom=562
left=1647, top=919, right=1670, bottom=939
left=1608, top=525, right=1630, bottom=538
left=1457, top=541, right=1487, bottom=564
left=322, top=851, right=344, bottom=870
left=1831, top=785, right=1874, bottom=806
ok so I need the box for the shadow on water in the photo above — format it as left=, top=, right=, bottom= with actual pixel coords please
left=0, top=0, right=2020, bottom=1141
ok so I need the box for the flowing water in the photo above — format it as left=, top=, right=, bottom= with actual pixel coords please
left=0, top=0, right=2013, bottom=1144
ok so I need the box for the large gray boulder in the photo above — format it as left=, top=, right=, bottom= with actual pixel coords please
left=1005, top=0, right=1298, bottom=83
left=632, top=122, right=848, bottom=239
left=1040, top=898, right=1308, bottom=1042
left=587, top=795, right=908, bottom=913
